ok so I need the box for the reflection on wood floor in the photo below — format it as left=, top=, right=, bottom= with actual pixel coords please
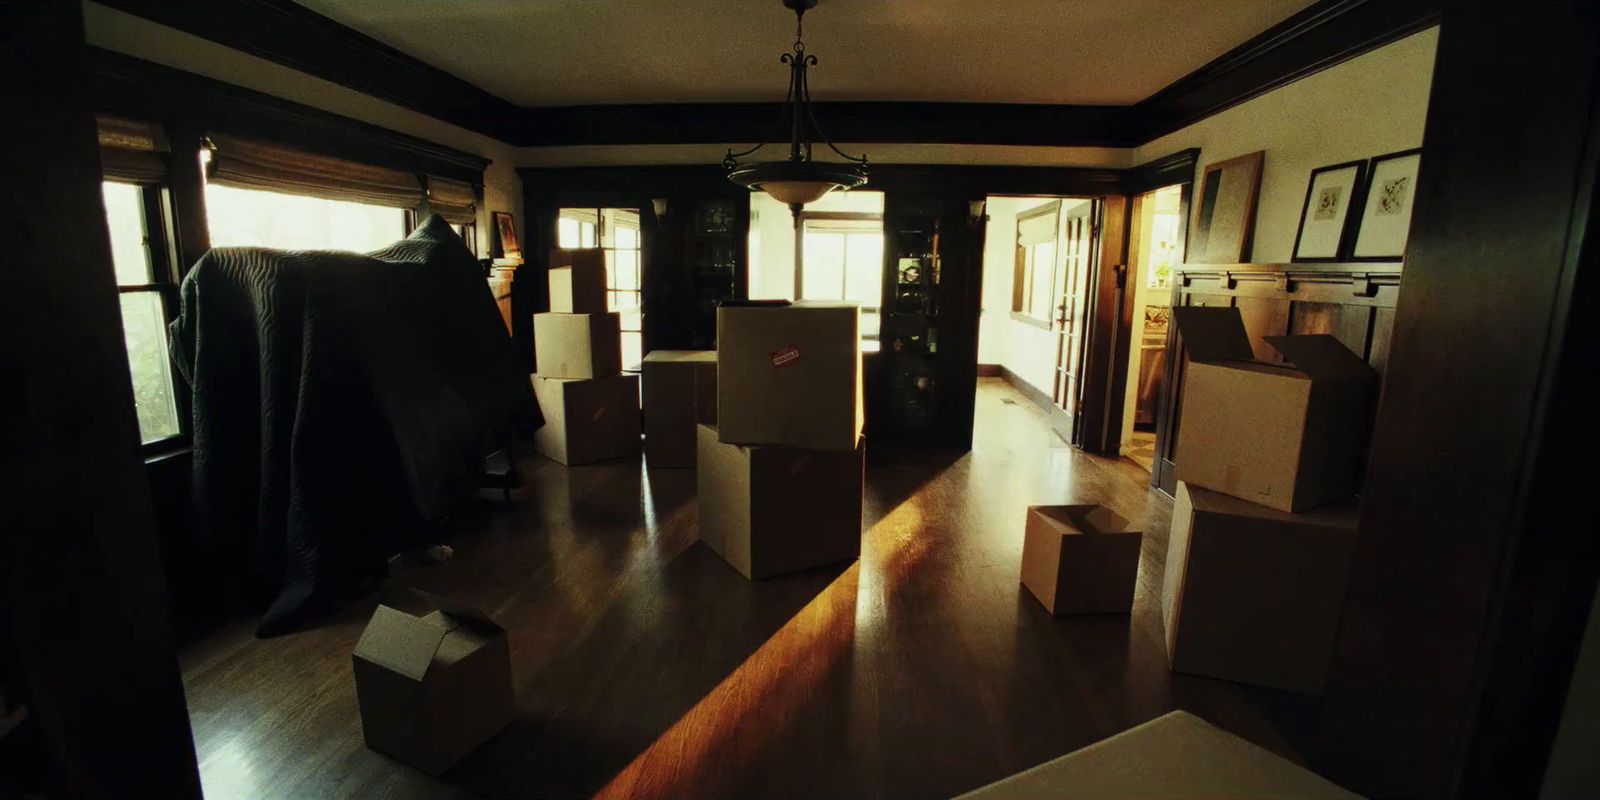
left=178, top=377, right=1307, bottom=799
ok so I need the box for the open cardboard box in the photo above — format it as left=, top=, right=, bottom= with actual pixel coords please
left=1020, top=505, right=1143, bottom=615
left=351, top=591, right=514, bottom=775
left=1172, top=306, right=1377, bottom=512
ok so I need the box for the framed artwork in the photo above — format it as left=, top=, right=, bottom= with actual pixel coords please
left=1292, top=160, right=1367, bottom=262
left=1190, top=150, right=1264, bottom=264
left=1351, top=148, right=1422, bottom=260
left=491, top=211, right=521, bottom=260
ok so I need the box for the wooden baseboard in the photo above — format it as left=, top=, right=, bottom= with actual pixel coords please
left=976, top=363, right=1003, bottom=377
left=995, top=366, right=1073, bottom=445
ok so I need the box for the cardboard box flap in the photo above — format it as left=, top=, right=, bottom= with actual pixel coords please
left=1171, top=307, right=1255, bottom=363
left=1264, top=334, right=1377, bottom=380
left=415, top=589, right=504, bottom=634
left=354, top=605, right=449, bottom=681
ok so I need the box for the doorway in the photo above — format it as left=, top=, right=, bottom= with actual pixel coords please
left=976, top=195, right=1101, bottom=445
left=1118, top=184, right=1185, bottom=473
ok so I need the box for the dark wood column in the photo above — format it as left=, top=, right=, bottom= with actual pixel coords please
left=1315, top=3, right=1600, bottom=796
left=1, top=0, right=200, bottom=796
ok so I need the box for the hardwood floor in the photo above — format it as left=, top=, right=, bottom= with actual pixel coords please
left=179, top=378, right=1304, bottom=799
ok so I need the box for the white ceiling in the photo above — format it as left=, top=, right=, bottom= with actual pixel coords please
left=295, top=0, right=1317, bottom=107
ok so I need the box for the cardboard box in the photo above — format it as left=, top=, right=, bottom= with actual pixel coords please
left=641, top=350, right=718, bottom=468
left=1171, top=306, right=1377, bottom=512
left=716, top=302, right=863, bottom=451
left=1160, top=481, right=1358, bottom=693
left=533, top=312, right=621, bottom=380
left=351, top=593, right=513, bottom=775
left=697, top=423, right=863, bottom=579
left=547, top=249, right=607, bottom=314
left=1020, top=505, right=1143, bottom=614
left=955, top=710, right=1361, bottom=799
left=531, top=374, right=640, bottom=465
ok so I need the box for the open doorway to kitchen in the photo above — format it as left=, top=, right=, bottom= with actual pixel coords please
left=1117, top=184, right=1185, bottom=473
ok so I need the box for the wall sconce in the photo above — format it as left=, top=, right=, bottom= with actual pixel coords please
left=652, top=198, right=669, bottom=220
left=968, top=199, right=988, bottom=228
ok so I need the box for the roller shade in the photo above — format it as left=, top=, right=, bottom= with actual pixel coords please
left=97, top=115, right=169, bottom=184
left=1017, top=205, right=1059, bottom=246
left=206, top=134, right=423, bottom=208
left=426, top=176, right=478, bottom=225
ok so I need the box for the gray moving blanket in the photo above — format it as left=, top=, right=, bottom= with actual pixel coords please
left=169, top=215, right=539, bottom=636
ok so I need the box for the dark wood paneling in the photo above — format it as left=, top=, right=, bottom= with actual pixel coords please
left=1315, top=4, right=1600, bottom=796
left=3, top=1, right=199, bottom=795
left=1078, top=195, right=1131, bottom=455
left=102, top=0, right=523, bottom=142
left=1234, top=295, right=1292, bottom=361
left=89, top=48, right=491, bottom=183
left=1124, top=149, right=1202, bottom=196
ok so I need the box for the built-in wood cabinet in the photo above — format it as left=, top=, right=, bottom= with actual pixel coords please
left=1151, top=261, right=1403, bottom=493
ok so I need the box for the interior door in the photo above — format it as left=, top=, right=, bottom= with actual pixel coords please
left=1052, top=200, right=1097, bottom=437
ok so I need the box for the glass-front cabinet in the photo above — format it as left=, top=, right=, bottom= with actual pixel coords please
left=688, top=198, right=742, bottom=349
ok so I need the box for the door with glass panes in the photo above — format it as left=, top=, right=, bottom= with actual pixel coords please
left=1052, top=200, right=1097, bottom=435
left=557, top=208, right=643, bottom=369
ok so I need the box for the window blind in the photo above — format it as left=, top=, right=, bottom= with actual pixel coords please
left=1017, top=206, right=1060, bottom=246
left=206, top=134, right=423, bottom=208
left=425, top=175, right=477, bottom=225
left=97, top=115, right=169, bottom=184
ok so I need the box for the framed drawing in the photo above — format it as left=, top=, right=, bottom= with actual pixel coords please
left=1190, top=150, right=1264, bottom=264
left=491, top=211, right=521, bottom=260
left=1351, top=149, right=1422, bottom=260
left=1292, top=160, right=1367, bottom=262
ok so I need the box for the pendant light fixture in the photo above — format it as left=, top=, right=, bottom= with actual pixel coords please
left=724, top=0, right=868, bottom=222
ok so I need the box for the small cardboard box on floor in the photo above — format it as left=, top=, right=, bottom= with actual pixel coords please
left=531, top=374, right=640, bottom=465
left=1160, top=481, right=1358, bottom=693
left=641, top=350, right=717, bottom=468
left=533, top=312, right=622, bottom=380
left=1020, top=504, right=1143, bottom=615
left=547, top=248, right=607, bottom=313
left=697, top=424, right=863, bottom=579
left=1171, top=306, right=1377, bottom=512
left=716, top=302, right=863, bottom=451
left=955, top=710, right=1361, bottom=799
left=351, top=593, right=513, bottom=775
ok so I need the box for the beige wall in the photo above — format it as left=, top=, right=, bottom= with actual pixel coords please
left=517, top=143, right=1133, bottom=169
left=81, top=1, right=523, bottom=259
left=1135, top=26, right=1439, bottom=264
left=978, top=196, right=1093, bottom=396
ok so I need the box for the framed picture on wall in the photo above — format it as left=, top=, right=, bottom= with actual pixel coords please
left=1190, top=150, right=1265, bottom=264
left=1350, top=149, right=1422, bottom=260
left=1292, top=160, right=1368, bottom=262
left=491, top=211, right=521, bottom=260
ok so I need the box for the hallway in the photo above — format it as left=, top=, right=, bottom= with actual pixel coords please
left=178, top=378, right=1299, bottom=799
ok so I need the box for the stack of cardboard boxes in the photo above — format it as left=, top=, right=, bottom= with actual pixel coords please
left=697, top=302, right=866, bottom=579
left=641, top=350, right=718, bottom=468
left=1159, top=306, right=1377, bottom=693
left=530, top=250, right=641, bottom=466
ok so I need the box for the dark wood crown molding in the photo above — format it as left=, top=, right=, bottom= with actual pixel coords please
left=89, top=48, right=492, bottom=182
left=101, top=0, right=1441, bottom=150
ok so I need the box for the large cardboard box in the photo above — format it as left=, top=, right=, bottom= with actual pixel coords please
left=351, top=594, right=513, bottom=775
left=531, top=374, right=640, bottom=465
left=641, top=350, right=717, bottom=469
left=716, top=302, right=863, bottom=451
left=547, top=248, right=607, bottom=314
left=1171, top=306, right=1377, bottom=512
left=1020, top=505, right=1143, bottom=614
left=955, top=710, right=1361, bottom=799
left=533, top=312, right=622, bottom=379
left=697, top=424, right=863, bottom=579
left=1160, top=481, right=1358, bottom=693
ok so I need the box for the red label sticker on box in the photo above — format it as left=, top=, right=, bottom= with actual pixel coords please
left=771, top=345, right=801, bottom=368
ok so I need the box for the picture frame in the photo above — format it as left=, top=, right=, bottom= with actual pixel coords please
left=491, top=211, right=521, bottom=260
left=1190, top=150, right=1264, bottom=264
left=1350, top=148, right=1422, bottom=261
left=1291, top=160, right=1368, bottom=262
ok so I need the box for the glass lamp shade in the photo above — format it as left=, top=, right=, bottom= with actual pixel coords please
left=760, top=181, right=837, bottom=206
left=728, top=160, right=867, bottom=208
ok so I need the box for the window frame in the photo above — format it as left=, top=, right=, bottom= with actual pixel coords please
left=106, top=179, right=189, bottom=455
left=795, top=210, right=885, bottom=343
left=1012, top=200, right=1063, bottom=328
left=557, top=207, right=644, bottom=365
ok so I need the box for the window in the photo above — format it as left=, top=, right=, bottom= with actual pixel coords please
left=798, top=213, right=884, bottom=349
left=559, top=208, right=643, bottom=369
left=1013, top=200, right=1062, bottom=323
left=204, top=182, right=408, bottom=252
left=103, top=181, right=183, bottom=446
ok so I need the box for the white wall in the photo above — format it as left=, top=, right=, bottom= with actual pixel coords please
left=518, top=143, right=1133, bottom=169
left=81, top=1, right=523, bottom=259
left=1134, top=27, right=1439, bottom=264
